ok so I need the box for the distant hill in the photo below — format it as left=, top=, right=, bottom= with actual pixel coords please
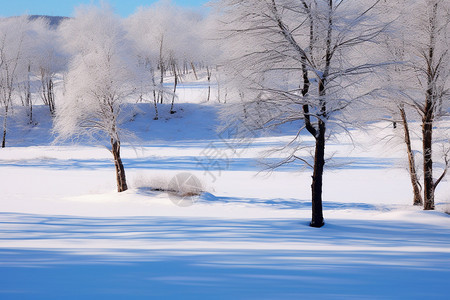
left=28, top=15, right=69, bottom=29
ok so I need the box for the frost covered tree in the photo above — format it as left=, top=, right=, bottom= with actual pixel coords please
left=30, top=17, right=66, bottom=116
left=412, top=0, right=449, bottom=211
left=376, top=12, right=425, bottom=206
left=55, top=5, right=141, bottom=192
left=125, top=7, right=161, bottom=119
left=0, top=16, right=29, bottom=148
left=126, top=0, right=182, bottom=106
left=380, top=0, right=449, bottom=210
left=126, top=0, right=206, bottom=113
left=215, top=0, right=387, bottom=227
left=14, top=17, right=66, bottom=123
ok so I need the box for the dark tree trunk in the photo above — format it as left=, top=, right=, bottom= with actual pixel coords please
left=47, top=78, right=55, bottom=115
left=399, top=106, right=423, bottom=206
left=206, top=66, right=212, bottom=102
left=153, top=90, right=159, bottom=120
left=422, top=2, right=438, bottom=211
left=308, top=0, right=331, bottom=228
left=26, top=64, right=33, bottom=124
left=170, top=63, right=178, bottom=114
left=2, top=106, right=8, bottom=148
left=40, top=69, right=55, bottom=116
left=310, top=120, right=325, bottom=227
left=150, top=70, right=159, bottom=120
left=422, top=115, right=434, bottom=210
left=111, top=139, right=128, bottom=192
left=159, top=63, right=164, bottom=104
left=27, top=86, right=33, bottom=125
left=29, top=103, right=33, bottom=125
left=300, top=45, right=325, bottom=227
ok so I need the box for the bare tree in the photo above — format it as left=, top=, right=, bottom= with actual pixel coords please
left=169, top=54, right=179, bottom=114
left=399, top=104, right=424, bottom=206
left=0, top=17, right=28, bottom=148
left=420, top=0, right=450, bottom=210
left=216, top=0, right=387, bottom=227
left=381, top=0, right=450, bottom=210
left=206, top=66, right=212, bottom=102
left=378, top=35, right=425, bottom=206
left=18, top=63, right=33, bottom=124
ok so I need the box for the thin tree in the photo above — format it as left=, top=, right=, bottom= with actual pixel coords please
left=22, top=64, right=33, bottom=124
left=399, top=104, right=424, bottom=205
left=206, top=66, right=212, bottom=102
left=379, top=35, right=424, bottom=206
left=169, top=55, right=179, bottom=114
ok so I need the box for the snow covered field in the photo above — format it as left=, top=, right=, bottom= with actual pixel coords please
left=0, top=85, right=449, bottom=299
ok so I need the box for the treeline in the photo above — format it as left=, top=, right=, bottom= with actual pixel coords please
left=0, top=1, right=218, bottom=148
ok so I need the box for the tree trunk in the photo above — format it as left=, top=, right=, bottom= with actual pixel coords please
left=399, top=106, right=423, bottom=206
left=170, top=63, right=178, bottom=114
left=111, top=139, right=128, bottom=192
left=26, top=64, right=33, bottom=124
left=151, top=70, right=159, bottom=120
left=308, top=0, right=332, bottom=228
left=153, top=90, right=159, bottom=120
left=158, top=37, right=165, bottom=104
left=191, top=62, right=198, bottom=80
left=310, top=120, right=325, bottom=228
left=29, top=103, right=33, bottom=125
left=206, top=66, right=211, bottom=102
left=48, top=78, right=55, bottom=115
left=422, top=1, right=437, bottom=211
left=2, top=106, right=8, bottom=148
left=159, top=63, right=164, bottom=104
left=422, top=115, right=434, bottom=210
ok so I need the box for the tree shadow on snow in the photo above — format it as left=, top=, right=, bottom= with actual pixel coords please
left=0, top=212, right=449, bottom=299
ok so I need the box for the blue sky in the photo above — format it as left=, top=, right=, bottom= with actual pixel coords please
left=0, top=0, right=209, bottom=17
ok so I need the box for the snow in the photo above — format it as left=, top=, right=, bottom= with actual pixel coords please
left=0, top=85, right=449, bottom=299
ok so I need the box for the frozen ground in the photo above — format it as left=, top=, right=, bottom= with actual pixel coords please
left=0, top=83, right=449, bottom=299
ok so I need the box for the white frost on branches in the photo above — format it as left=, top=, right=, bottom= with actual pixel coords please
left=55, top=5, right=142, bottom=144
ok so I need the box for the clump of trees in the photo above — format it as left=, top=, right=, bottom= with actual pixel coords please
left=125, top=0, right=210, bottom=117
left=0, top=1, right=216, bottom=192
left=400, top=0, right=449, bottom=211
left=0, top=16, right=66, bottom=147
left=379, top=0, right=450, bottom=210
left=0, top=16, right=28, bottom=148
